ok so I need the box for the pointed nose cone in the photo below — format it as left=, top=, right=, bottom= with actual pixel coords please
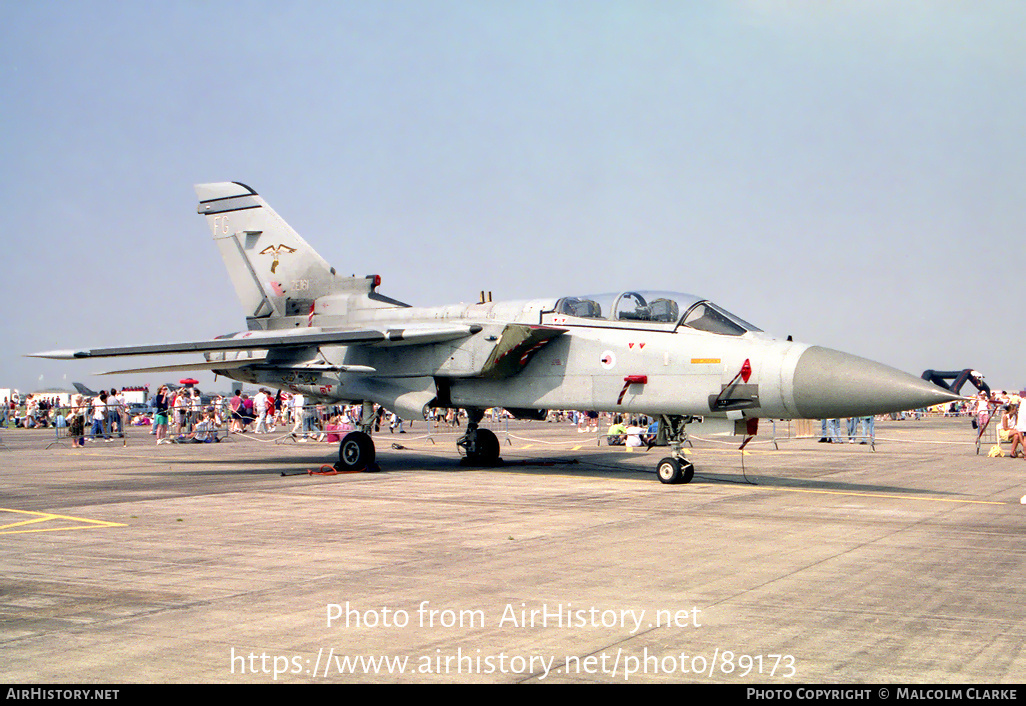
left=792, top=346, right=961, bottom=418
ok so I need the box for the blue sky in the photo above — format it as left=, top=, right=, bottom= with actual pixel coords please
left=3, top=1, right=1024, bottom=395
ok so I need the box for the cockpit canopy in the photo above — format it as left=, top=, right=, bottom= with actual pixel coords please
left=552, top=291, right=760, bottom=336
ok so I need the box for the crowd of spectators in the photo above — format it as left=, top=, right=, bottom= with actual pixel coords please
left=220, top=388, right=375, bottom=443
left=3, top=394, right=77, bottom=430
left=972, top=390, right=1026, bottom=458
left=1, top=387, right=416, bottom=446
left=6, top=387, right=1024, bottom=453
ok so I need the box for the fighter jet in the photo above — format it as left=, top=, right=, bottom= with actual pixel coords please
left=30, top=182, right=959, bottom=483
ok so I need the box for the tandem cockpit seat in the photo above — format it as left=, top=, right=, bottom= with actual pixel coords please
left=556, top=297, right=603, bottom=319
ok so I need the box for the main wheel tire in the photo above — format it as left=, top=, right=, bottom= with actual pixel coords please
left=472, top=428, right=500, bottom=463
left=657, top=457, right=682, bottom=484
left=338, top=431, right=376, bottom=471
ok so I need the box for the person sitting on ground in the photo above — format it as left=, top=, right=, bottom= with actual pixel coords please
left=1010, top=397, right=1026, bottom=459
left=323, top=415, right=343, bottom=443
left=184, top=412, right=217, bottom=443
left=211, top=399, right=225, bottom=428
left=339, top=410, right=354, bottom=433
left=625, top=422, right=647, bottom=448
left=643, top=419, right=659, bottom=447
left=1000, top=401, right=1017, bottom=445
left=606, top=417, right=628, bottom=446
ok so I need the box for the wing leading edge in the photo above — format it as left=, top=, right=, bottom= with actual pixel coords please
left=28, top=324, right=483, bottom=360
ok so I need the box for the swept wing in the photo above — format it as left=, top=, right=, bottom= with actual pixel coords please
left=28, top=324, right=482, bottom=360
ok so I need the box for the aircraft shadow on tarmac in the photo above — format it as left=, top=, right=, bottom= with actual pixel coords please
left=158, top=446, right=962, bottom=499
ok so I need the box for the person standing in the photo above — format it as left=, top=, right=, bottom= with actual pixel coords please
left=266, top=390, right=278, bottom=432
left=253, top=388, right=269, bottom=433
left=173, top=390, right=189, bottom=436
left=91, top=391, right=111, bottom=441
left=819, top=418, right=842, bottom=443
left=229, top=390, right=243, bottom=433
left=153, top=386, right=170, bottom=443
left=859, top=416, right=875, bottom=445
left=108, top=388, right=125, bottom=438
left=241, top=394, right=254, bottom=430
left=975, top=391, right=993, bottom=435
left=291, top=392, right=306, bottom=439
left=69, top=394, right=86, bottom=447
left=189, top=389, right=202, bottom=429
left=389, top=411, right=404, bottom=434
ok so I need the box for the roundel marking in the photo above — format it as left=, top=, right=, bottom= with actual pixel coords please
left=600, top=351, right=616, bottom=370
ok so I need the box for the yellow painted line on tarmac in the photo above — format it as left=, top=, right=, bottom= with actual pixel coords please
left=767, top=486, right=1009, bottom=506
left=0, top=508, right=126, bottom=535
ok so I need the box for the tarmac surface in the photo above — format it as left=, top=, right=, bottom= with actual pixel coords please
left=1, top=416, right=1024, bottom=683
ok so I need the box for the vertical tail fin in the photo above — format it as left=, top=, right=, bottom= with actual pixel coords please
left=195, top=182, right=336, bottom=322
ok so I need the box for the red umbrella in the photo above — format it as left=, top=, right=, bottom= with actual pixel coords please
left=179, top=378, right=199, bottom=386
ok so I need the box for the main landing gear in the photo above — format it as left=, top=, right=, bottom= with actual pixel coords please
left=337, top=430, right=376, bottom=471
left=456, top=408, right=502, bottom=465
left=335, top=401, right=379, bottom=472
left=654, top=415, right=695, bottom=484
left=333, top=404, right=503, bottom=472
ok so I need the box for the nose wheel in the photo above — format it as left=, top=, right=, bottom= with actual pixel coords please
left=458, top=427, right=502, bottom=465
left=456, top=408, right=502, bottom=465
left=656, top=457, right=694, bottom=484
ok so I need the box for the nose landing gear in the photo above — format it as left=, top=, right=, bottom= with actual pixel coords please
left=655, top=414, right=696, bottom=484
left=456, top=408, right=502, bottom=465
